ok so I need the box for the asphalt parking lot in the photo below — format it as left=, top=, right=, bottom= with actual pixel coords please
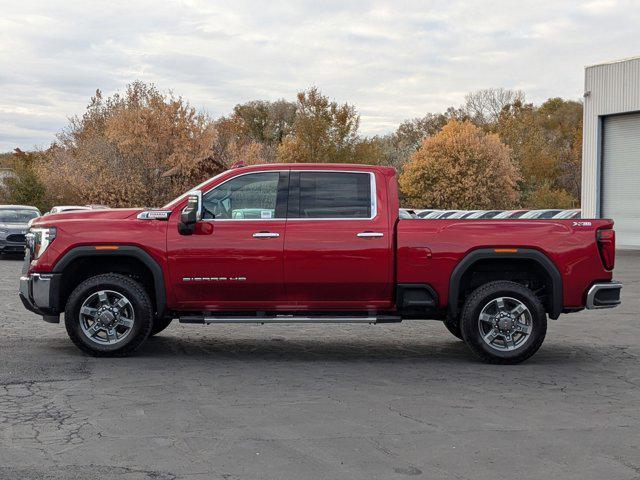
left=1, top=252, right=639, bottom=480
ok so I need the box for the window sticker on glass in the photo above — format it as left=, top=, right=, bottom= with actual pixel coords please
left=261, top=210, right=273, bottom=219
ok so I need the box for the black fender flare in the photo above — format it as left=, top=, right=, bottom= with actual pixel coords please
left=52, top=245, right=167, bottom=317
left=448, top=248, right=563, bottom=319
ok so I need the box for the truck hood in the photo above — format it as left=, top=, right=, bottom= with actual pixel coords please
left=31, top=208, right=145, bottom=226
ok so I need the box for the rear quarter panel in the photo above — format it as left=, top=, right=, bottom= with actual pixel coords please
left=397, top=218, right=614, bottom=309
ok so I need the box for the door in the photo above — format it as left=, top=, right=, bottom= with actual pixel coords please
left=283, top=170, right=393, bottom=309
left=167, top=171, right=289, bottom=310
left=602, top=113, right=640, bottom=248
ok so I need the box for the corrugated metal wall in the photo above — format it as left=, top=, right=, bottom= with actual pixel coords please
left=582, top=57, right=640, bottom=218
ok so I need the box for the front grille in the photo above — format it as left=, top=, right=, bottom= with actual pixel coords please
left=7, top=234, right=26, bottom=243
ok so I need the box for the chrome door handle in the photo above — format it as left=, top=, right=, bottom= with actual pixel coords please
left=252, top=232, right=280, bottom=238
left=356, top=232, right=384, bottom=238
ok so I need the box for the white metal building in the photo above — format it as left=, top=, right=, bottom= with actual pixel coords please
left=582, top=56, right=640, bottom=249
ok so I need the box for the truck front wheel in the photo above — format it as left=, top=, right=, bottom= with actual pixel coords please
left=64, top=273, right=153, bottom=356
left=460, top=281, right=547, bottom=364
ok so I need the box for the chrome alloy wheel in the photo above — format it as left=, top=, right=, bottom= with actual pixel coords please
left=79, top=290, right=135, bottom=345
left=478, top=296, right=532, bottom=352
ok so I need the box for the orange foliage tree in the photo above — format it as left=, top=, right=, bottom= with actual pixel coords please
left=277, top=87, right=384, bottom=164
left=39, top=82, right=219, bottom=208
left=399, top=120, right=520, bottom=209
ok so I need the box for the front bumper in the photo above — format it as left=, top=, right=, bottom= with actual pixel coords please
left=19, top=273, right=62, bottom=323
left=586, top=281, right=622, bottom=309
left=0, top=240, right=26, bottom=253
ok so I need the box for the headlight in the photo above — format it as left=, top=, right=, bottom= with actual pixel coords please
left=28, top=227, right=56, bottom=259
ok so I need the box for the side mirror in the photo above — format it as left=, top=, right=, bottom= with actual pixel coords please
left=178, top=191, right=202, bottom=235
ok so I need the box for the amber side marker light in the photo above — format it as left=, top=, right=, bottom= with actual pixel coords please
left=494, top=248, right=518, bottom=253
left=94, top=245, right=119, bottom=251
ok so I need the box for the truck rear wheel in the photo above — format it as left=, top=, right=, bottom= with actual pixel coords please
left=64, top=273, right=153, bottom=356
left=460, top=280, right=547, bottom=364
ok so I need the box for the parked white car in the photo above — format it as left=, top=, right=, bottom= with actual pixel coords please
left=463, top=210, right=504, bottom=219
left=519, top=209, right=564, bottom=219
left=399, top=209, right=419, bottom=219
left=552, top=209, right=581, bottom=219
left=46, top=206, right=92, bottom=215
left=421, top=210, right=447, bottom=219
left=493, top=210, right=529, bottom=219
left=46, top=205, right=109, bottom=215
left=438, top=210, right=464, bottom=219
left=416, top=210, right=438, bottom=218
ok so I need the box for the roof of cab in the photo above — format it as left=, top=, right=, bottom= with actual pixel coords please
left=230, top=163, right=396, bottom=174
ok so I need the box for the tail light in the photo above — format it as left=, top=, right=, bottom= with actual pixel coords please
left=597, top=228, right=615, bottom=271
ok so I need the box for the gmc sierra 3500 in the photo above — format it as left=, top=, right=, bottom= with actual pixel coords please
left=19, top=164, right=622, bottom=363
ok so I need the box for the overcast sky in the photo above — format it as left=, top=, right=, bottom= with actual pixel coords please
left=1, top=0, right=639, bottom=151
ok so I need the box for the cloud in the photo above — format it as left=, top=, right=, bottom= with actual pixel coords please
left=1, top=0, right=639, bottom=150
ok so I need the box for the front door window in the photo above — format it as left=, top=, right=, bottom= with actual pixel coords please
left=202, top=172, right=281, bottom=220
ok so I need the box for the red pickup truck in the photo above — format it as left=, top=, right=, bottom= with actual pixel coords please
left=19, top=163, right=621, bottom=363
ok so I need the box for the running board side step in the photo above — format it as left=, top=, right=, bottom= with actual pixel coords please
left=179, top=315, right=402, bottom=325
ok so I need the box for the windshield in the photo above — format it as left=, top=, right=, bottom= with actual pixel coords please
left=0, top=209, right=40, bottom=223
left=162, top=171, right=228, bottom=209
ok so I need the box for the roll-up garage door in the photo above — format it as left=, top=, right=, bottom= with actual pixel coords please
left=601, top=113, right=640, bottom=248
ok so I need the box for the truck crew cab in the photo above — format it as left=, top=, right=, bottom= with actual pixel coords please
left=19, top=164, right=622, bottom=363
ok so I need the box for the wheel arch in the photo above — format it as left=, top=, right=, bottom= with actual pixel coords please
left=448, top=248, right=563, bottom=320
left=52, top=246, right=166, bottom=318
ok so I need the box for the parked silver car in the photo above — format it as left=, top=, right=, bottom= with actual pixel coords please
left=0, top=205, right=41, bottom=254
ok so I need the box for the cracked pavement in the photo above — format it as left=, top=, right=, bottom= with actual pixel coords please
left=1, top=251, right=639, bottom=479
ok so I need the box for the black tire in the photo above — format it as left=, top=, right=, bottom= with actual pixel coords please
left=149, top=316, right=173, bottom=337
left=443, top=316, right=463, bottom=340
left=460, top=280, right=547, bottom=364
left=64, top=273, right=153, bottom=357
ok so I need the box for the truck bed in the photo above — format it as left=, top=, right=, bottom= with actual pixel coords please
left=397, top=218, right=614, bottom=309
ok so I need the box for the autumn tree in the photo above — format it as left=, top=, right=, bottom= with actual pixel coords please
left=377, top=108, right=468, bottom=169
left=0, top=149, right=47, bottom=212
left=495, top=98, right=581, bottom=207
left=39, top=82, right=218, bottom=207
left=536, top=98, right=583, bottom=199
left=464, top=88, right=525, bottom=127
left=277, top=87, right=383, bottom=164
left=232, top=99, right=296, bottom=146
left=526, top=182, right=576, bottom=209
left=399, top=120, right=519, bottom=209
left=212, top=99, right=297, bottom=165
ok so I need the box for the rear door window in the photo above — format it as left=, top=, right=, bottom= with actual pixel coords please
left=292, top=172, right=373, bottom=219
